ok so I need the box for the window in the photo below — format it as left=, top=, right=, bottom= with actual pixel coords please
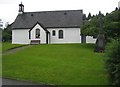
left=52, top=30, right=56, bottom=36
left=58, top=30, right=63, bottom=39
left=36, top=29, right=40, bottom=38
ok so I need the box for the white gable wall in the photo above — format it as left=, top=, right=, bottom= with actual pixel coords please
left=48, top=28, right=81, bottom=44
left=12, top=29, right=30, bottom=44
left=30, top=24, right=46, bottom=44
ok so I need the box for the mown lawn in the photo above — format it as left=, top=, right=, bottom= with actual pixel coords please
left=2, top=44, right=108, bottom=85
left=0, top=42, right=1, bottom=53
left=2, top=42, right=24, bottom=52
left=0, top=42, right=1, bottom=76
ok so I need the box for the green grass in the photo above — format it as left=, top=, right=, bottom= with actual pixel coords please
left=2, top=44, right=108, bottom=85
left=0, top=42, right=2, bottom=77
left=2, top=42, right=24, bottom=52
left=0, top=42, right=1, bottom=52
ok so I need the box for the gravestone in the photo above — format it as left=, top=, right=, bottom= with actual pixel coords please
left=94, top=34, right=105, bottom=52
left=94, top=12, right=106, bottom=52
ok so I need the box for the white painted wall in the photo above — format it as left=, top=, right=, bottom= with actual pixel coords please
left=47, top=28, right=81, bottom=44
left=118, top=1, right=120, bottom=8
left=12, top=29, right=30, bottom=44
left=86, top=36, right=96, bottom=43
left=30, top=24, right=46, bottom=44
left=12, top=26, right=96, bottom=44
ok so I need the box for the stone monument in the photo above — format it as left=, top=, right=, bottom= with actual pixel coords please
left=94, top=12, right=105, bottom=52
left=94, top=34, right=105, bottom=52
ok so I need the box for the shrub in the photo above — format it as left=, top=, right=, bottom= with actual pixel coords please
left=106, top=39, right=120, bottom=85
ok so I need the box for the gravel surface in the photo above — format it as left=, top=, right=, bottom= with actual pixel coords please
left=2, top=78, right=40, bottom=85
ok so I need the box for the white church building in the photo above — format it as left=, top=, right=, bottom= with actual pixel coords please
left=11, top=3, right=96, bottom=44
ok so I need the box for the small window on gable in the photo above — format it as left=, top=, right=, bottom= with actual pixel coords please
left=36, top=28, right=40, bottom=38
left=59, top=30, right=63, bottom=39
left=52, top=30, right=56, bottom=36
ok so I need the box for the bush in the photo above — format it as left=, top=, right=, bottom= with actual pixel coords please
left=106, top=39, right=120, bottom=85
left=2, top=27, right=12, bottom=42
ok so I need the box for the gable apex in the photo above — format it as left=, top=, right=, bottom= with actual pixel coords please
left=29, top=22, right=49, bottom=33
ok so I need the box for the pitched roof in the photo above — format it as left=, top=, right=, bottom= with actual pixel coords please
left=12, top=10, right=83, bottom=29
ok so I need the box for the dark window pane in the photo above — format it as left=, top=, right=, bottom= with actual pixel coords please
left=59, top=30, right=63, bottom=39
left=52, top=30, right=56, bottom=36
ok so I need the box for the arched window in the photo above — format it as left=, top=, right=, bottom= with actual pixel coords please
left=36, top=29, right=40, bottom=38
left=59, top=30, right=63, bottom=39
left=52, top=30, right=56, bottom=36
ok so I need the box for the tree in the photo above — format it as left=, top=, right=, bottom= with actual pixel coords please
left=0, top=28, right=2, bottom=42
left=81, top=9, right=120, bottom=41
left=81, top=14, right=101, bottom=37
left=87, top=12, right=92, bottom=20
left=83, top=14, right=87, bottom=21
left=98, top=11, right=104, bottom=17
left=106, top=39, right=120, bottom=85
left=2, top=24, right=12, bottom=42
left=81, top=9, right=120, bottom=85
left=0, top=19, right=3, bottom=29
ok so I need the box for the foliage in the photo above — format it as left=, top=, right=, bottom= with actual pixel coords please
left=2, top=25, right=12, bottom=42
left=81, top=9, right=120, bottom=41
left=81, top=9, right=120, bottom=85
left=3, top=44, right=108, bottom=85
left=104, top=22, right=120, bottom=40
left=104, top=10, right=120, bottom=40
left=0, top=28, right=2, bottom=42
left=81, top=16, right=100, bottom=37
left=87, top=12, right=92, bottom=20
left=106, top=39, right=120, bottom=85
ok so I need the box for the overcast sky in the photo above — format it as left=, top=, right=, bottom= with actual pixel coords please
left=0, top=0, right=119, bottom=26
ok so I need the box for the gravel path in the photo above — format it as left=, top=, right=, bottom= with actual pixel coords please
left=2, top=45, right=32, bottom=55
left=2, top=78, right=41, bottom=85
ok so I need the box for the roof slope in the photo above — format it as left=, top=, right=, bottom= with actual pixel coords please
left=12, top=10, right=83, bottom=29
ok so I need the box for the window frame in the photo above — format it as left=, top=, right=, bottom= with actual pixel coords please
left=35, top=28, right=40, bottom=39
left=58, top=30, right=63, bottom=39
left=52, top=30, right=56, bottom=36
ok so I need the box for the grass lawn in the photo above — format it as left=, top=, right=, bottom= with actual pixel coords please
left=0, top=42, right=1, bottom=76
left=2, top=42, right=24, bottom=52
left=0, top=42, right=1, bottom=53
left=2, top=44, right=108, bottom=85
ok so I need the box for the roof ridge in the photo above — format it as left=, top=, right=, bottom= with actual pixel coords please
left=24, top=9, right=83, bottom=14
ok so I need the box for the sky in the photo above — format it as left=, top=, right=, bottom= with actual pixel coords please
left=0, top=0, right=119, bottom=27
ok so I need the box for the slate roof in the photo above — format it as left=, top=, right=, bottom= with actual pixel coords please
left=12, top=10, right=83, bottom=29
